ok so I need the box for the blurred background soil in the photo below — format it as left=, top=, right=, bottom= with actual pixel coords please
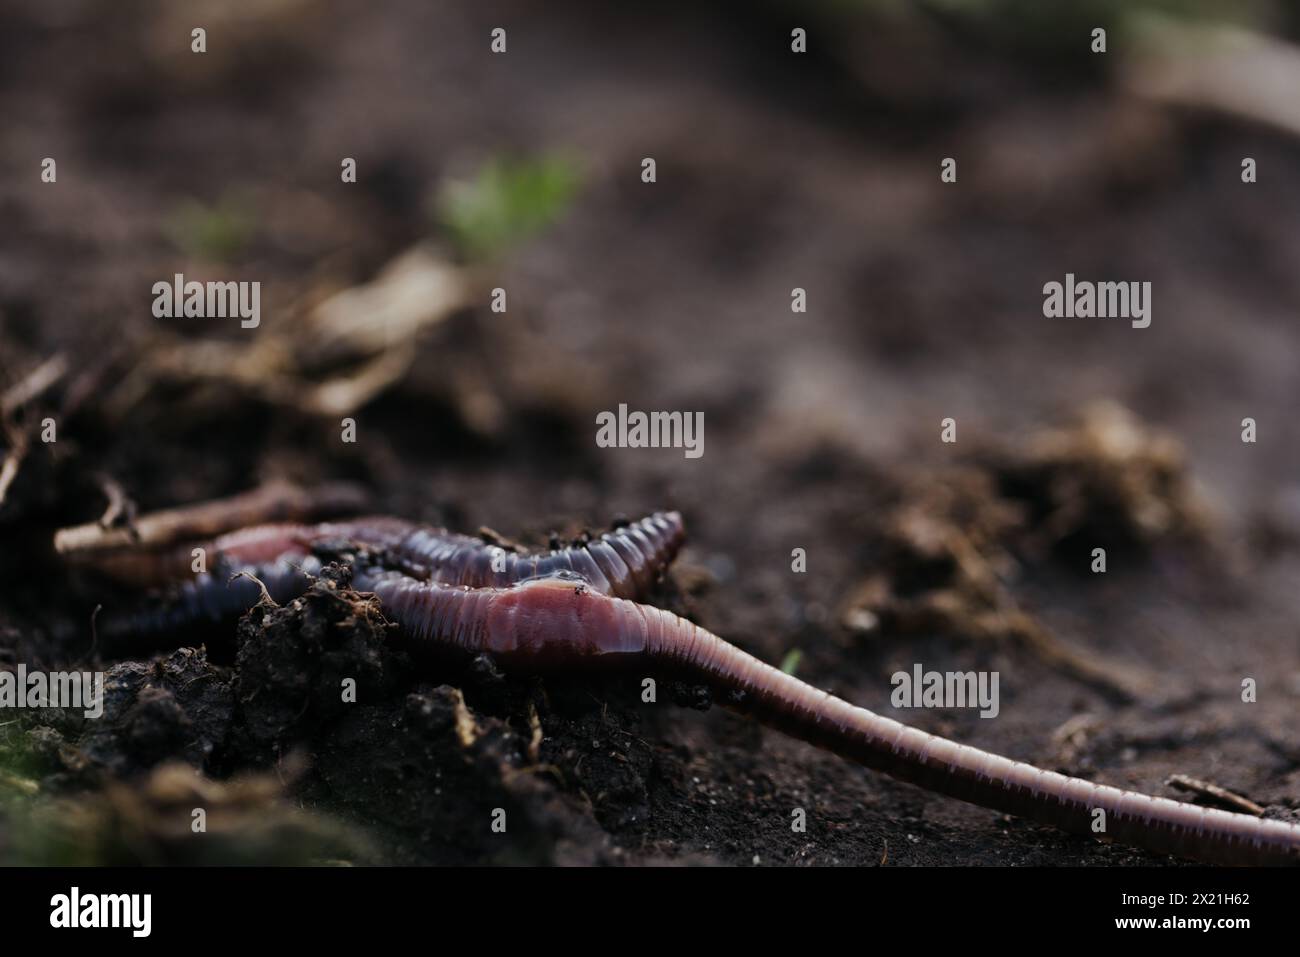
left=2, top=0, right=1300, bottom=865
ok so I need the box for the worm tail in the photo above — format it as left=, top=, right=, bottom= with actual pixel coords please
left=639, top=604, right=1300, bottom=866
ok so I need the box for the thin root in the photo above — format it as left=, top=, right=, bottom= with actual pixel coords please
left=1166, top=774, right=1265, bottom=816
left=230, top=570, right=277, bottom=608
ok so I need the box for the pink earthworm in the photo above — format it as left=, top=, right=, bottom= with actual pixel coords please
left=361, top=572, right=1300, bottom=866
left=95, top=512, right=684, bottom=641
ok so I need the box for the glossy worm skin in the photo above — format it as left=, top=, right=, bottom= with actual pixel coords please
left=363, top=573, right=1300, bottom=867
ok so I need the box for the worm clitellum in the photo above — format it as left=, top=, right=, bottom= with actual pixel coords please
left=90, top=510, right=1300, bottom=865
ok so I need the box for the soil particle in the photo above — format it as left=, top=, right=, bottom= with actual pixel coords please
left=229, top=563, right=403, bottom=765
left=308, top=683, right=621, bottom=865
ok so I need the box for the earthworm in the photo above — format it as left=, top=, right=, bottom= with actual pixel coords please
left=362, top=572, right=1300, bottom=866
left=376, top=510, right=685, bottom=598
left=78, top=501, right=1298, bottom=863
left=119, top=510, right=684, bottom=597
left=93, top=511, right=683, bottom=639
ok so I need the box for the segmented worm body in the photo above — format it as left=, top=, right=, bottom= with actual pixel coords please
left=364, top=573, right=1300, bottom=866
left=376, top=511, right=684, bottom=597
left=85, top=507, right=1300, bottom=865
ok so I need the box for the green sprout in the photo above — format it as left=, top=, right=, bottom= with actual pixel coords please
left=437, top=154, right=580, bottom=261
left=166, top=194, right=256, bottom=262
